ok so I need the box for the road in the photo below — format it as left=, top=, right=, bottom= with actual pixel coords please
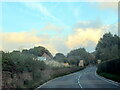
left=37, top=66, right=120, bottom=89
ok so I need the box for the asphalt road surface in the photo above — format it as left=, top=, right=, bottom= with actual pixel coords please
left=37, top=66, right=120, bottom=89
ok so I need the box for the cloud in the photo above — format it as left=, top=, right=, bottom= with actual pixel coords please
left=41, top=23, right=63, bottom=31
left=1, top=20, right=69, bottom=55
left=98, top=2, right=118, bottom=10
left=74, top=7, right=81, bottom=20
left=1, top=31, right=44, bottom=43
left=24, top=2, right=55, bottom=19
left=34, top=36, right=69, bottom=55
left=0, top=30, right=45, bottom=52
left=1, top=19, right=117, bottom=55
left=66, top=28, right=103, bottom=49
left=34, top=43, right=58, bottom=56
left=75, top=19, right=102, bottom=29
left=0, top=38, right=2, bottom=51
left=49, top=37, right=69, bottom=55
left=24, top=2, right=65, bottom=26
left=1, top=29, right=68, bottom=55
left=66, top=21, right=118, bottom=51
left=103, top=23, right=118, bottom=35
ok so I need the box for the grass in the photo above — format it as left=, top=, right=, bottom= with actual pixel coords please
left=97, top=58, right=120, bottom=83
left=32, top=66, right=84, bottom=89
left=97, top=71, right=120, bottom=83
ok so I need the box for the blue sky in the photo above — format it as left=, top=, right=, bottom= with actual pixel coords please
left=1, top=2, right=118, bottom=55
left=2, top=2, right=117, bottom=32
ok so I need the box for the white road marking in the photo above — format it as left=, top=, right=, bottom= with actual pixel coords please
left=36, top=66, right=119, bottom=90
left=77, top=74, right=83, bottom=89
left=95, top=68, right=120, bottom=87
left=36, top=70, right=82, bottom=89
left=36, top=75, right=68, bottom=89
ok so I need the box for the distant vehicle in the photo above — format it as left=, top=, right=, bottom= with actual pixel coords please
left=97, top=59, right=101, bottom=64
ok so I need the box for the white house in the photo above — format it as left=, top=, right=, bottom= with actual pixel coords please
left=37, top=57, right=47, bottom=61
left=37, top=53, right=51, bottom=61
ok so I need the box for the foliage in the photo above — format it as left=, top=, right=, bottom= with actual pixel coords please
left=97, top=58, right=120, bottom=76
left=2, top=50, right=46, bottom=84
left=67, top=48, right=94, bottom=65
left=32, top=66, right=84, bottom=89
left=98, top=72, right=120, bottom=83
left=44, top=60, right=68, bottom=68
left=53, top=53, right=68, bottom=63
left=2, top=46, right=83, bottom=89
left=22, top=46, right=53, bottom=58
left=97, top=58, right=120, bottom=82
left=2, top=50, right=46, bottom=73
left=95, top=32, right=120, bottom=61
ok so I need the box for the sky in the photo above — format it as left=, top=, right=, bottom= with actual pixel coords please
left=0, top=2, right=118, bottom=56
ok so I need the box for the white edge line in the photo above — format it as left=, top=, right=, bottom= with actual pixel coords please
left=36, top=70, right=81, bottom=89
left=95, top=68, right=120, bottom=87
left=36, top=75, right=64, bottom=89
left=78, top=74, right=83, bottom=88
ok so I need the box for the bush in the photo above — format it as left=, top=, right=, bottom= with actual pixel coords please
left=2, top=50, right=83, bottom=89
left=97, top=58, right=120, bottom=76
left=31, top=66, right=84, bottom=89
left=97, top=58, right=120, bottom=82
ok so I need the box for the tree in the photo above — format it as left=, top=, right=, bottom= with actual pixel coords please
left=95, top=32, right=120, bottom=61
left=53, top=53, right=67, bottom=63
left=67, top=48, right=92, bottom=66
left=26, top=46, right=53, bottom=58
left=2, top=49, right=46, bottom=73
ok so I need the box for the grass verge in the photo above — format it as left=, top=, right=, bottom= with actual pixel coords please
left=97, top=71, right=120, bottom=83
left=31, top=66, right=84, bottom=89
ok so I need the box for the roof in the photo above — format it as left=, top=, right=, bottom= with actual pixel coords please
left=42, top=53, right=51, bottom=59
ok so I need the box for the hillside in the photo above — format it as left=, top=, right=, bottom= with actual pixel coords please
left=67, top=48, right=94, bottom=66
left=22, top=46, right=53, bottom=58
left=95, top=33, right=119, bottom=62
left=2, top=46, right=83, bottom=88
left=53, top=53, right=67, bottom=63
